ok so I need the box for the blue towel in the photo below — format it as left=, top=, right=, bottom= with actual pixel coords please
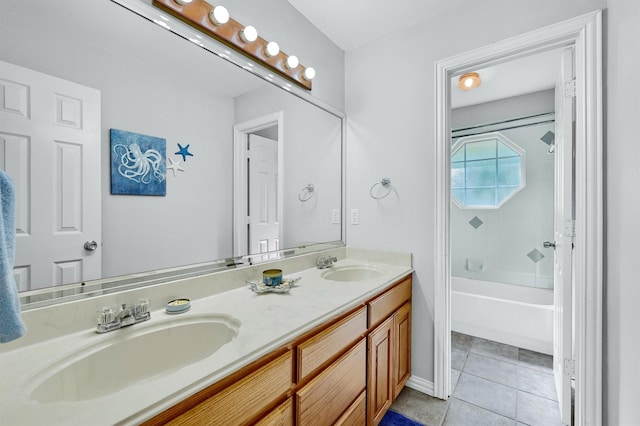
left=0, top=170, right=26, bottom=343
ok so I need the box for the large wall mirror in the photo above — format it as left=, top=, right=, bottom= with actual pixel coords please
left=0, top=0, right=344, bottom=305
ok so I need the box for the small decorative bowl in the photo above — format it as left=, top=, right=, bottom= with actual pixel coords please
left=248, top=277, right=301, bottom=294
left=262, top=269, right=283, bottom=286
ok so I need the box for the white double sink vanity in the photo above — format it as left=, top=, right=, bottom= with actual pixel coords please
left=0, top=247, right=413, bottom=425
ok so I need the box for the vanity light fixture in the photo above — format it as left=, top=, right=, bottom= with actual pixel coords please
left=240, top=25, right=258, bottom=43
left=458, top=72, right=481, bottom=91
left=155, top=0, right=314, bottom=90
left=208, top=5, right=229, bottom=25
left=285, top=55, right=299, bottom=70
left=265, top=41, right=280, bottom=57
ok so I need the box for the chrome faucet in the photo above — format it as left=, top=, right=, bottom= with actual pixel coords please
left=96, top=299, right=151, bottom=333
left=317, top=256, right=338, bottom=269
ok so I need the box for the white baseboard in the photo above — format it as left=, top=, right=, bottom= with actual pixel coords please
left=405, top=375, right=435, bottom=397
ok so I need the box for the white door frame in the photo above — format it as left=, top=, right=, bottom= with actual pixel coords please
left=233, top=111, right=284, bottom=257
left=433, top=10, right=603, bottom=426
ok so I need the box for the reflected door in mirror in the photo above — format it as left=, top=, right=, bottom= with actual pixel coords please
left=248, top=134, right=280, bottom=258
left=0, top=61, right=101, bottom=291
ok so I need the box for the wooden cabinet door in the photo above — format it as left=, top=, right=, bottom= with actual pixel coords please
left=393, top=303, right=411, bottom=399
left=367, top=316, right=395, bottom=426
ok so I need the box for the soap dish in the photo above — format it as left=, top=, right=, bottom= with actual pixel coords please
left=166, top=298, right=191, bottom=314
left=247, top=277, right=301, bottom=294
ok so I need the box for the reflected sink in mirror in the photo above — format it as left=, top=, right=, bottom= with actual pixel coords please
left=321, top=266, right=385, bottom=282
left=29, top=314, right=240, bottom=403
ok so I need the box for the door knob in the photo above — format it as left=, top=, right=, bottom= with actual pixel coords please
left=543, top=241, right=556, bottom=249
left=84, top=240, right=98, bottom=251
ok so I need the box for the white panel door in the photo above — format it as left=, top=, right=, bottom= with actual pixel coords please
left=553, top=47, right=575, bottom=425
left=0, top=60, right=101, bottom=291
left=248, top=134, right=280, bottom=259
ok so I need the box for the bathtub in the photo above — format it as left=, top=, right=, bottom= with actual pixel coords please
left=451, top=276, right=554, bottom=355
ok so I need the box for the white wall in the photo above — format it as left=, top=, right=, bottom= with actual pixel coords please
left=605, top=0, right=640, bottom=423
left=451, top=92, right=555, bottom=289
left=450, top=123, right=555, bottom=289
left=345, top=0, right=606, bottom=389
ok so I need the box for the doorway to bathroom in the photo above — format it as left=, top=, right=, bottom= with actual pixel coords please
left=433, top=11, right=603, bottom=426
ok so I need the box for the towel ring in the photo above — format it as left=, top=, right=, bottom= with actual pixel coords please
left=370, top=178, right=392, bottom=200
left=298, top=184, right=315, bottom=202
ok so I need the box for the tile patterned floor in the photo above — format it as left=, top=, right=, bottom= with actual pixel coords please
left=389, top=332, right=562, bottom=426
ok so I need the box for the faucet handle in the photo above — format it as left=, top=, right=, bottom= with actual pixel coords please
left=133, top=298, right=151, bottom=320
left=133, top=299, right=149, bottom=317
left=97, top=307, right=115, bottom=325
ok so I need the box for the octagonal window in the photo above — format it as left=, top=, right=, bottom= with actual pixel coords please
left=451, top=132, right=525, bottom=209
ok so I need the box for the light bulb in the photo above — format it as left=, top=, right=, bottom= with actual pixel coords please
left=265, top=41, right=280, bottom=57
left=174, top=0, right=193, bottom=4
left=209, top=6, right=229, bottom=25
left=303, top=67, right=316, bottom=81
left=457, top=72, right=481, bottom=91
left=240, top=25, right=258, bottom=43
left=285, top=55, right=299, bottom=69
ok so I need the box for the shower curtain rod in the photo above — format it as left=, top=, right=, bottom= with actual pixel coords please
left=451, top=112, right=555, bottom=139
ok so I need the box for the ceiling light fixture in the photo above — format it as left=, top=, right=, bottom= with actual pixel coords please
left=208, top=6, right=229, bottom=25
left=155, top=0, right=314, bottom=90
left=458, top=72, right=481, bottom=91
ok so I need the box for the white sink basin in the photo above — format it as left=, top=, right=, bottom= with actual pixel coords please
left=28, top=314, right=240, bottom=403
left=321, top=265, right=384, bottom=282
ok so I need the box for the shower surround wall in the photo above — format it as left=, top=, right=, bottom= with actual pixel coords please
left=451, top=92, right=556, bottom=289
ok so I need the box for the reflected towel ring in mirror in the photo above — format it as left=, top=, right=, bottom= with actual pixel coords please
left=370, top=178, right=392, bottom=200
left=298, top=184, right=315, bottom=202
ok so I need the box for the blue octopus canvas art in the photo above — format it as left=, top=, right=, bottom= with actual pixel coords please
left=110, top=129, right=166, bottom=196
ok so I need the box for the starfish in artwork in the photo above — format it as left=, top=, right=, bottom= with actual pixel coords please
left=166, top=157, right=185, bottom=177
left=175, top=143, right=194, bottom=161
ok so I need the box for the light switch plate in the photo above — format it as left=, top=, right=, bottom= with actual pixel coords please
left=350, top=208, right=359, bottom=225
left=331, top=209, right=340, bottom=224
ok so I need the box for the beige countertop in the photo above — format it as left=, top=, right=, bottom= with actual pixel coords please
left=0, top=247, right=412, bottom=426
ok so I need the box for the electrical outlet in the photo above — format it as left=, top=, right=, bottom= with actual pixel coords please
left=331, top=209, right=340, bottom=224
left=350, top=208, right=359, bottom=225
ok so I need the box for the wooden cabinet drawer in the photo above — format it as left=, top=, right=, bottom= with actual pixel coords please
left=335, top=391, right=366, bottom=426
left=255, top=397, right=293, bottom=426
left=368, top=276, right=411, bottom=328
left=296, top=338, right=366, bottom=426
left=297, top=306, right=367, bottom=381
left=166, top=351, right=292, bottom=426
